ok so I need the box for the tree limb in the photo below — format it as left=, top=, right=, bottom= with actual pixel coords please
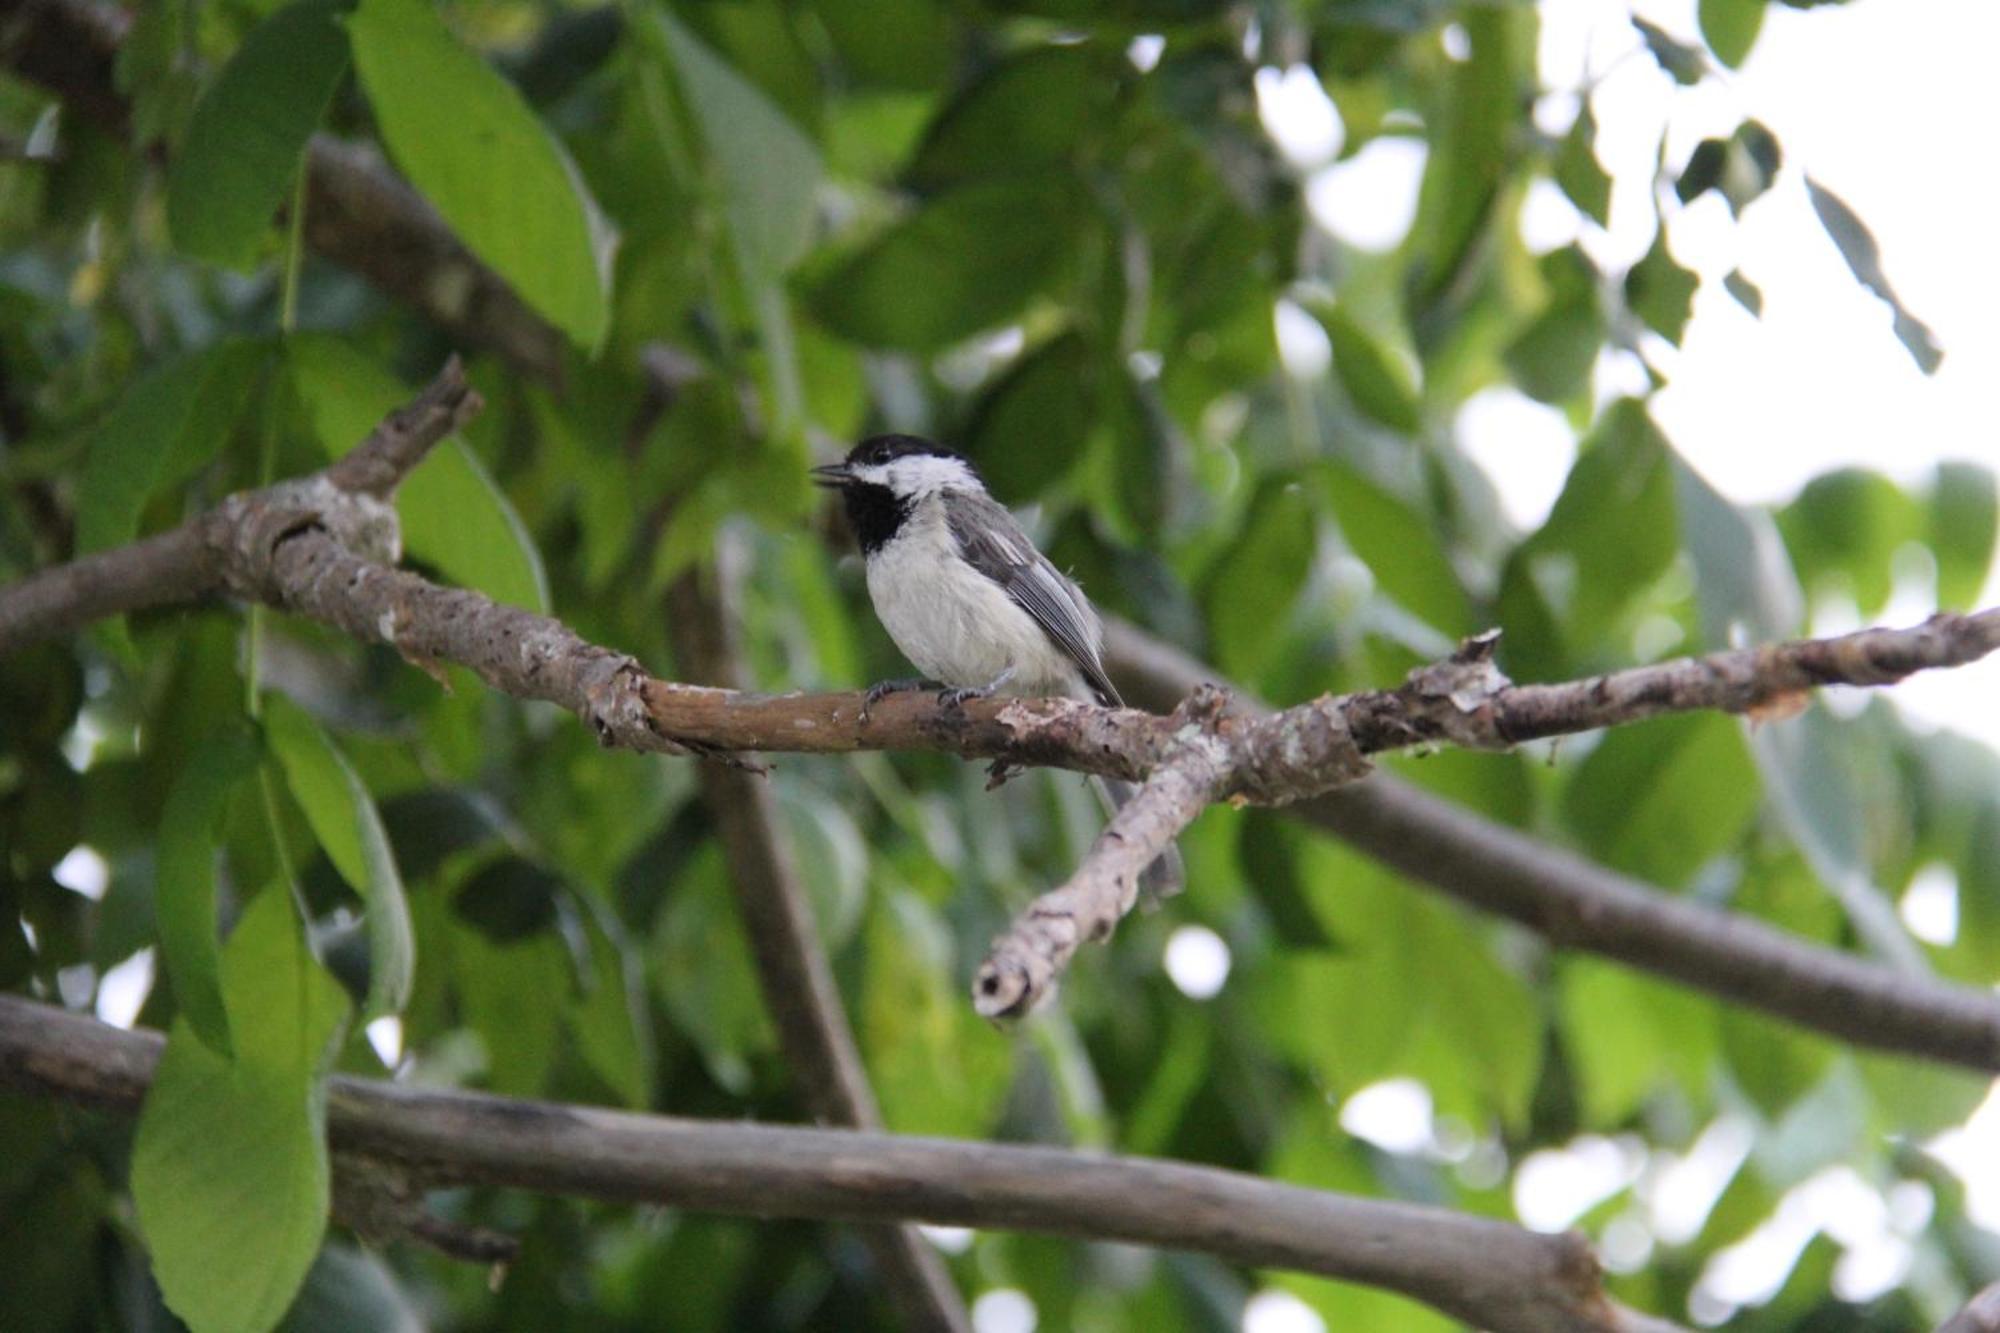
left=0, top=994, right=1686, bottom=1333
left=1100, top=620, right=2000, bottom=1073
left=1941, top=1281, right=2000, bottom=1333
left=666, top=554, right=970, bottom=1333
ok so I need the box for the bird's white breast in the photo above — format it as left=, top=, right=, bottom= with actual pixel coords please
left=864, top=499, right=1078, bottom=694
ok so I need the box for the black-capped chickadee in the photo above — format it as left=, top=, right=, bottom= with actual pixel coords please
left=813, top=435, right=1184, bottom=899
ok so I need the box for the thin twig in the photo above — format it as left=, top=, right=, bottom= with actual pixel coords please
left=0, top=995, right=1686, bottom=1333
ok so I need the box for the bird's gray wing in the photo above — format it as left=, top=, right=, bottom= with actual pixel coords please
left=943, top=491, right=1121, bottom=706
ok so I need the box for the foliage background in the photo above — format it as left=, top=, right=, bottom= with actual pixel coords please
left=2, top=0, right=1997, bottom=1329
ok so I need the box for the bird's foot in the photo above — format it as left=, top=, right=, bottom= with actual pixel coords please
left=861, top=677, right=936, bottom=721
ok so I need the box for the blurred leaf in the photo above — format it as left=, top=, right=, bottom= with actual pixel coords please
left=453, top=926, right=569, bottom=1096
left=77, top=342, right=266, bottom=557
left=1720, top=1006, right=1836, bottom=1118
left=1674, top=454, right=1803, bottom=647
left=1625, top=230, right=1698, bottom=345
left=279, top=1244, right=423, bottom=1333
left=1724, top=268, right=1764, bottom=316
left=1676, top=119, right=1781, bottom=216
left=653, top=844, right=772, bottom=1095
left=451, top=854, right=563, bottom=942
left=1321, top=463, right=1470, bottom=633
left=132, top=890, right=349, bottom=1333
left=1928, top=461, right=1997, bottom=609
left=648, top=9, right=824, bottom=285
left=808, top=178, right=1077, bottom=349
left=1236, top=811, right=1335, bottom=948
left=861, top=891, right=1014, bottom=1138
left=1553, top=102, right=1611, bottom=227
left=156, top=722, right=262, bottom=1054
left=810, top=0, right=954, bottom=89
left=1407, top=9, right=1521, bottom=342
left=1559, top=959, right=1716, bottom=1124
left=963, top=331, right=1095, bottom=499
left=1633, top=16, right=1705, bottom=84
left=1698, top=0, right=1766, bottom=66
left=167, top=1, right=348, bottom=270
left=1498, top=399, right=1679, bottom=675
left=289, top=337, right=548, bottom=613
left=348, top=0, right=610, bottom=348
left=1563, top=713, right=1761, bottom=887
left=1315, top=303, right=1422, bottom=433
left=1201, top=477, right=1314, bottom=680
left=1806, top=176, right=1943, bottom=374
left=264, top=694, right=413, bottom=1019
left=567, top=907, right=655, bottom=1109
left=908, top=44, right=1099, bottom=188
left=1777, top=467, right=1922, bottom=616
left=1505, top=245, right=1604, bottom=402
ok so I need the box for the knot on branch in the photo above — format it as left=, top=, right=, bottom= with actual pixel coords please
left=1229, top=696, right=1371, bottom=804
left=214, top=477, right=401, bottom=601
left=1397, top=628, right=1515, bottom=748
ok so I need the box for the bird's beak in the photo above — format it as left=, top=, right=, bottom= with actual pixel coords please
left=810, top=462, right=852, bottom=489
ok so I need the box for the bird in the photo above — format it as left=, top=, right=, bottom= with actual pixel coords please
left=812, top=433, right=1184, bottom=900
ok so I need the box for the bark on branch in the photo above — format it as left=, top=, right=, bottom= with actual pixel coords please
left=4, top=364, right=2000, bottom=1023
left=0, top=995, right=1686, bottom=1333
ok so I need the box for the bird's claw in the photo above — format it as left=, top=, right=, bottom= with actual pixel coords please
left=938, top=685, right=989, bottom=712
left=861, top=677, right=933, bottom=721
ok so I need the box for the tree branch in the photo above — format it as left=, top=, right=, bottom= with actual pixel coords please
left=1941, top=1282, right=2000, bottom=1333
left=4, top=367, right=2000, bottom=1041
left=0, top=995, right=1686, bottom=1333
left=1100, top=620, right=2000, bottom=1073
left=666, top=554, right=970, bottom=1333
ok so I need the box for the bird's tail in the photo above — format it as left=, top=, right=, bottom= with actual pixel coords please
left=1091, top=775, right=1187, bottom=905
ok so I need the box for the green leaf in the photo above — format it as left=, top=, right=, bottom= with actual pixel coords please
left=452, top=926, right=569, bottom=1096
left=810, top=0, right=954, bottom=90
left=288, top=337, right=548, bottom=613
left=652, top=843, right=772, bottom=1095
left=963, top=331, right=1095, bottom=499
left=567, top=907, right=655, bottom=1110
left=1673, top=454, right=1802, bottom=647
left=1321, top=463, right=1470, bottom=633
left=1504, top=245, right=1605, bottom=403
left=347, top=0, right=609, bottom=348
left=807, top=178, right=1076, bottom=350
left=1625, top=229, right=1698, bottom=345
left=1724, top=268, right=1763, bottom=316
left=1553, top=102, right=1611, bottom=228
left=1805, top=176, right=1943, bottom=375
left=1929, top=461, right=1997, bottom=609
left=1559, top=958, right=1717, bottom=1125
left=1406, top=9, right=1521, bottom=344
left=262, top=693, right=414, bottom=1020
left=167, top=1, right=349, bottom=269
left=1777, top=466, right=1922, bottom=616
left=77, top=342, right=267, bottom=557
left=1201, top=477, right=1315, bottom=681
left=1698, top=0, right=1766, bottom=68
left=861, top=892, right=1014, bottom=1139
left=1677, top=120, right=1781, bottom=216
left=132, top=889, right=350, bottom=1333
left=1497, top=398, right=1679, bottom=676
left=156, top=722, right=263, bottom=1054
left=1633, top=16, right=1705, bottom=85
left=1562, top=713, right=1761, bottom=887
left=1315, top=303, right=1421, bottom=433
left=907, top=44, right=1098, bottom=188
left=647, top=9, right=824, bottom=286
